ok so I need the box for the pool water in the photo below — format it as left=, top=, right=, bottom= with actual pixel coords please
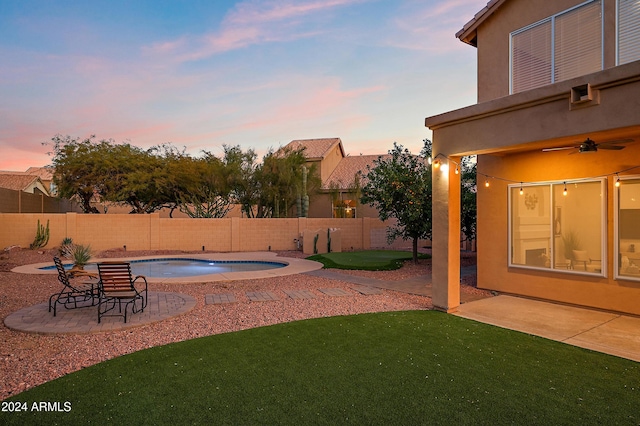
left=44, top=258, right=285, bottom=278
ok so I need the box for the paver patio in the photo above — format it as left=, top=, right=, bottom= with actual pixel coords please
left=4, top=291, right=197, bottom=334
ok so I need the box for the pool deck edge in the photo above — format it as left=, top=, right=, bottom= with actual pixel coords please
left=12, top=252, right=323, bottom=283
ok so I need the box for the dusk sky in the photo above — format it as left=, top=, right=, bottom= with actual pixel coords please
left=0, top=0, right=485, bottom=171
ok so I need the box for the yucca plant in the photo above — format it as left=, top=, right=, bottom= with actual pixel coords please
left=59, top=237, right=74, bottom=258
left=71, top=244, right=92, bottom=269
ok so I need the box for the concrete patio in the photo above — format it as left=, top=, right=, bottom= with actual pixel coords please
left=455, top=295, right=640, bottom=362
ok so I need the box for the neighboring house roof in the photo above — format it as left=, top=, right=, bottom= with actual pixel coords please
left=0, top=174, right=48, bottom=194
left=0, top=167, right=55, bottom=195
left=25, top=166, right=54, bottom=181
left=456, top=0, right=507, bottom=46
left=323, top=154, right=391, bottom=190
left=285, top=138, right=345, bottom=160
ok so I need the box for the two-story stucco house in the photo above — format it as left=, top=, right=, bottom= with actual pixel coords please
left=282, top=138, right=387, bottom=219
left=426, top=0, right=640, bottom=315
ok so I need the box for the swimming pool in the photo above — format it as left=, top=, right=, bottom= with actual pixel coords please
left=41, top=258, right=286, bottom=278
left=16, top=252, right=322, bottom=283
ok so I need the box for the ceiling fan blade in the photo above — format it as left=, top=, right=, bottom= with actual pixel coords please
left=598, top=145, right=626, bottom=150
left=542, top=146, right=576, bottom=152
left=601, top=138, right=634, bottom=145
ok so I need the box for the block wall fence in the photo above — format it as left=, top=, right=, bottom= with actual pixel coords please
left=0, top=188, right=82, bottom=213
left=0, top=213, right=421, bottom=252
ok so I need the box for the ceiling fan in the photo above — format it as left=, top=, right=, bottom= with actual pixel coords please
left=542, top=137, right=634, bottom=153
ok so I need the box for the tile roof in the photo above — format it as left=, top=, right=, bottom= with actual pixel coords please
left=0, top=174, right=40, bottom=191
left=25, top=166, right=54, bottom=181
left=285, top=138, right=344, bottom=160
left=323, top=154, right=391, bottom=190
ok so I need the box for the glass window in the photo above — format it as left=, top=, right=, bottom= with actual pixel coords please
left=510, top=185, right=551, bottom=268
left=618, top=0, right=640, bottom=65
left=554, top=0, right=603, bottom=82
left=511, top=20, right=552, bottom=93
left=509, top=179, right=605, bottom=276
left=510, top=0, right=603, bottom=94
left=616, top=177, right=640, bottom=281
left=332, top=199, right=357, bottom=218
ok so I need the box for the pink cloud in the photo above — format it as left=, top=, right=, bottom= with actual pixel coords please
left=145, top=0, right=368, bottom=61
left=273, top=81, right=384, bottom=122
left=227, top=0, right=366, bottom=25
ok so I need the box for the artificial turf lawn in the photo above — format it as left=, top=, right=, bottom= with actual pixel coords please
left=1, top=311, right=638, bottom=425
left=307, top=250, right=430, bottom=270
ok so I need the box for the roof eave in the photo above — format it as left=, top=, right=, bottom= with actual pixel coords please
left=455, top=0, right=508, bottom=48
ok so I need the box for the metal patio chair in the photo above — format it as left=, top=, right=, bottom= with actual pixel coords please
left=48, top=257, right=99, bottom=316
left=97, top=261, right=148, bottom=323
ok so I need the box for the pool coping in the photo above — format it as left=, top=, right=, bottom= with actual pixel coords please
left=12, top=252, right=323, bottom=283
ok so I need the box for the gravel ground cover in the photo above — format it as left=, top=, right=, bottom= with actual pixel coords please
left=0, top=247, right=486, bottom=400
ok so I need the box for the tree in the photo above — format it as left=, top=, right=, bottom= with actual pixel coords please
left=361, top=141, right=432, bottom=262
left=177, top=152, right=233, bottom=218
left=225, top=145, right=261, bottom=218
left=259, top=146, right=309, bottom=218
left=48, top=135, right=114, bottom=213
left=49, top=136, right=322, bottom=218
left=227, top=145, right=319, bottom=218
left=49, top=135, right=199, bottom=214
left=460, top=156, right=477, bottom=247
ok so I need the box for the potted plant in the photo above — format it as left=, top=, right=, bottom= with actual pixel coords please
left=562, top=230, right=581, bottom=262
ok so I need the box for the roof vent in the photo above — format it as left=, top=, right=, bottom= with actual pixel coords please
left=570, top=84, right=599, bottom=110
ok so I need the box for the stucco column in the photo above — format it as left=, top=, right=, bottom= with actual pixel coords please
left=432, top=155, right=461, bottom=313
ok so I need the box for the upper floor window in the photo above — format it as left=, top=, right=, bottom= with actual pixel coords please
left=511, top=0, right=603, bottom=94
left=618, top=0, right=640, bottom=64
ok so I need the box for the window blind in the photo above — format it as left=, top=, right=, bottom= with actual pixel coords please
left=554, top=0, right=602, bottom=82
left=510, top=0, right=604, bottom=94
left=618, top=0, right=640, bottom=64
left=511, top=20, right=552, bottom=93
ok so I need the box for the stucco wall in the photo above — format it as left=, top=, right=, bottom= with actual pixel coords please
left=427, top=61, right=640, bottom=157
left=476, top=142, right=640, bottom=316
left=319, top=144, right=343, bottom=182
